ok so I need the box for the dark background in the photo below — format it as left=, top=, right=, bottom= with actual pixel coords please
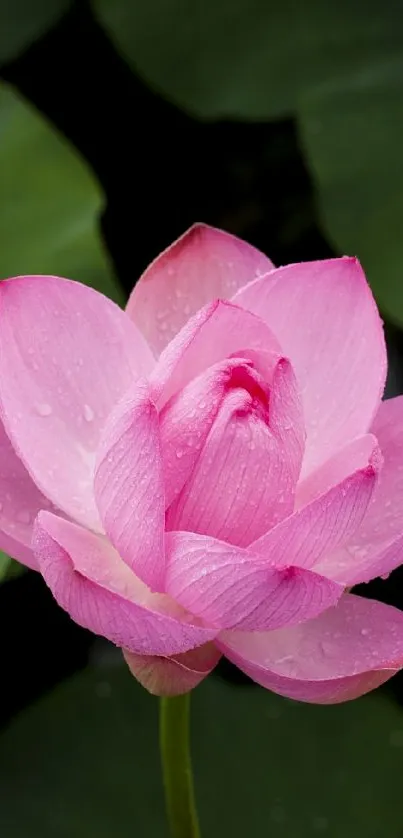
left=1, top=2, right=403, bottom=836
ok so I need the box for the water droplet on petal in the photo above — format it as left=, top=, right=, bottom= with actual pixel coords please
left=83, top=404, right=94, bottom=422
left=176, top=449, right=183, bottom=459
left=360, top=628, right=369, bottom=636
left=36, top=403, right=52, bottom=417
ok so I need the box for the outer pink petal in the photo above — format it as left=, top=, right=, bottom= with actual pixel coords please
left=94, top=381, right=165, bottom=590
left=251, top=439, right=380, bottom=570
left=126, top=224, right=273, bottom=355
left=340, top=535, right=403, bottom=586
left=296, top=434, right=378, bottom=508
left=122, top=643, right=221, bottom=696
left=366, top=397, right=403, bottom=543
left=233, top=258, right=386, bottom=477
left=33, top=512, right=217, bottom=655
left=149, top=299, right=281, bottom=407
left=0, top=419, right=57, bottom=569
left=219, top=594, right=403, bottom=703
left=165, top=532, right=342, bottom=631
left=316, top=398, right=403, bottom=584
left=0, top=277, right=155, bottom=530
left=166, top=357, right=304, bottom=544
left=0, top=530, right=37, bottom=571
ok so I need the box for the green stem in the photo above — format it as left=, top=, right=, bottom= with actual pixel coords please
left=159, top=693, right=201, bottom=838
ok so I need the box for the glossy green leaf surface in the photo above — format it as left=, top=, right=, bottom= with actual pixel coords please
left=0, top=83, right=122, bottom=303
left=1, top=657, right=403, bottom=837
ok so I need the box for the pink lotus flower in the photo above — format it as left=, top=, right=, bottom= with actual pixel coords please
left=2, top=224, right=403, bottom=703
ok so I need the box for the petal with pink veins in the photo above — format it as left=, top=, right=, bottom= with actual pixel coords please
left=316, top=397, right=403, bottom=585
left=165, top=356, right=304, bottom=545
left=165, top=532, right=342, bottom=631
left=296, top=434, right=379, bottom=508
left=160, top=352, right=304, bottom=511
left=34, top=512, right=217, bottom=656
left=122, top=642, right=221, bottom=696
left=126, top=224, right=273, bottom=355
left=149, top=299, right=281, bottom=407
left=0, top=419, right=58, bottom=569
left=219, top=594, right=403, bottom=703
left=338, top=535, right=403, bottom=586
left=251, top=439, right=380, bottom=570
left=0, top=277, right=155, bottom=530
left=233, top=258, right=386, bottom=477
left=94, top=381, right=165, bottom=590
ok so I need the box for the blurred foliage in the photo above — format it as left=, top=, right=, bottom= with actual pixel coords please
left=93, top=0, right=401, bottom=120
left=1, top=659, right=403, bottom=837
left=0, top=0, right=71, bottom=66
left=0, top=552, right=25, bottom=582
left=93, top=0, right=403, bottom=326
left=0, top=82, right=122, bottom=302
left=299, top=59, right=403, bottom=323
left=0, top=552, right=11, bottom=582
left=0, top=79, right=123, bottom=585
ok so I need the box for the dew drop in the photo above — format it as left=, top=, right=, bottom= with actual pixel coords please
left=360, top=628, right=369, bottom=636
left=83, top=404, right=94, bottom=422
left=36, top=402, right=52, bottom=417
left=274, top=654, right=294, bottom=667
left=176, top=449, right=184, bottom=459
